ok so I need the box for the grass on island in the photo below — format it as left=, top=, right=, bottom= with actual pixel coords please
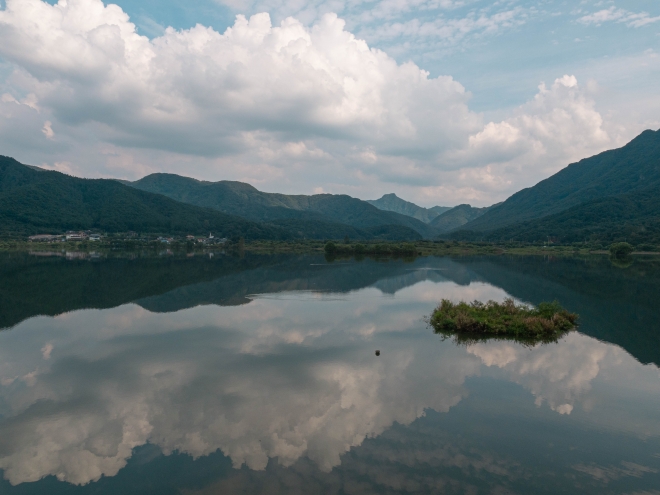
left=429, top=298, right=578, bottom=345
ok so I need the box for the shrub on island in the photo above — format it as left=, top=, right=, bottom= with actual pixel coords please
left=609, top=242, right=634, bottom=258
left=429, top=298, right=578, bottom=344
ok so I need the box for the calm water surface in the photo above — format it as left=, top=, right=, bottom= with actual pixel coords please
left=0, top=252, right=659, bottom=494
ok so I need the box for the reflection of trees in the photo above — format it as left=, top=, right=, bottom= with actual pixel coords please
left=0, top=253, right=474, bottom=330
left=608, top=255, right=634, bottom=268
left=0, top=252, right=284, bottom=329
left=435, top=329, right=574, bottom=347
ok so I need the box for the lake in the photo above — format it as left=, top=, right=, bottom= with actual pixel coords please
left=0, top=252, right=659, bottom=494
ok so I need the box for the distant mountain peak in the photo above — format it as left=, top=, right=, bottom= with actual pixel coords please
left=430, top=204, right=492, bottom=233
left=366, top=193, right=451, bottom=224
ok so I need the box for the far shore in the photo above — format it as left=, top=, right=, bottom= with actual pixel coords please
left=2, top=238, right=660, bottom=258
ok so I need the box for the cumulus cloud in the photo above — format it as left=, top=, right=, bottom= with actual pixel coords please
left=0, top=0, right=479, bottom=153
left=0, top=0, right=622, bottom=204
left=414, top=75, right=614, bottom=203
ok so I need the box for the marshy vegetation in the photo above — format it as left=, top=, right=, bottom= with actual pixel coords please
left=429, top=298, right=578, bottom=344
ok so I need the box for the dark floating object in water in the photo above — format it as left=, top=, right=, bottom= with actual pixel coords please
left=375, top=350, right=381, bottom=356
left=429, top=298, right=578, bottom=345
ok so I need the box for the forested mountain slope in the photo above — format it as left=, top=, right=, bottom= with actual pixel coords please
left=0, top=156, right=291, bottom=239
left=366, top=193, right=450, bottom=223
left=462, top=129, right=660, bottom=232
left=129, top=173, right=437, bottom=237
left=430, top=204, right=492, bottom=233
left=474, top=185, right=660, bottom=245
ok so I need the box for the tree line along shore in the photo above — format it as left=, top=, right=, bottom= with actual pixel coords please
left=3, top=236, right=659, bottom=258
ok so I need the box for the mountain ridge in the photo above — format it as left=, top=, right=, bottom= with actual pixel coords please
left=128, top=174, right=438, bottom=238
left=0, top=156, right=292, bottom=239
left=366, top=193, right=451, bottom=223
left=465, top=184, right=660, bottom=245
left=430, top=204, right=493, bottom=233
left=462, top=129, right=660, bottom=232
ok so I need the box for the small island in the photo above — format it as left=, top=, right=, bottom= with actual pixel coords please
left=429, top=298, right=578, bottom=344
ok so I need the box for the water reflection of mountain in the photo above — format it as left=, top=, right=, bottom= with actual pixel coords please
left=2, top=251, right=660, bottom=366
left=0, top=252, right=473, bottom=329
left=1, top=254, right=660, bottom=493
left=0, top=252, right=287, bottom=330
left=137, top=255, right=660, bottom=367
left=136, top=258, right=475, bottom=312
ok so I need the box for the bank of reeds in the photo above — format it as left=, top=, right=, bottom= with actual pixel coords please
left=429, top=298, right=578, bottom=344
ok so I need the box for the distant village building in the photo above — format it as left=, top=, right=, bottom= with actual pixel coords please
left=89, top=234, right=101, bottom=241
left=65, top=232, right=86, bottom=241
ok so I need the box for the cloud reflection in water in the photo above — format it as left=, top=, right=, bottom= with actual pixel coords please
left=0, top=278, right=657, bottom=487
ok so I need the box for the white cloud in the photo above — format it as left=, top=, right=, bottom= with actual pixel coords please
left=41, top=120, right=53, bottom=139
left=0, top=0, right=480, bottom=154
left=214, top=0, right=470, bottom=26
left=578, top=7, right=660, bottom=28
left=357, top=6, right=527, bottom=45
left=470, top=75, right=610, bottom=162
left=0, top=0, right=628, bottom=205
left=430, top=75, right=614, bottom=202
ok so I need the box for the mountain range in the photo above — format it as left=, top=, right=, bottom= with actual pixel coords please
left=1, top=128, right=659, bottom=244
left=127, top=174, right=436, bottom=238
left=429, top=204, right=495, bottom=233
left=366, top=193, right=451, bottom=223
left=0, top=156, right=291, bottom=240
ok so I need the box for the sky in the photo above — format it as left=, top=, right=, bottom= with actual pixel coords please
left=0, top=0, right=658, bottom=206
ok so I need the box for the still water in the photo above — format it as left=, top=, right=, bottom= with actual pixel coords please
left=0, top=252, right=659, bottom=494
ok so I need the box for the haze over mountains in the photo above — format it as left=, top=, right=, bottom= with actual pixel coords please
left=1, top=128, right=659, bottom=244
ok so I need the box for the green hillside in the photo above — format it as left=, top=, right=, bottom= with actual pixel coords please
left=475, top=185, right=660, bottom=245
left=430, top=204, right=491, bottom=233
left=129, top=173, right=436, bottom=238
left=366, top=193, right=450, bottom=223
left=0, top=156, right=292, bottom=239
left=463, top=129, right=660, bottom=232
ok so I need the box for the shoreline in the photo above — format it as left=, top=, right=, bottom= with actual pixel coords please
left=3, top=239, right=659, bottom=258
